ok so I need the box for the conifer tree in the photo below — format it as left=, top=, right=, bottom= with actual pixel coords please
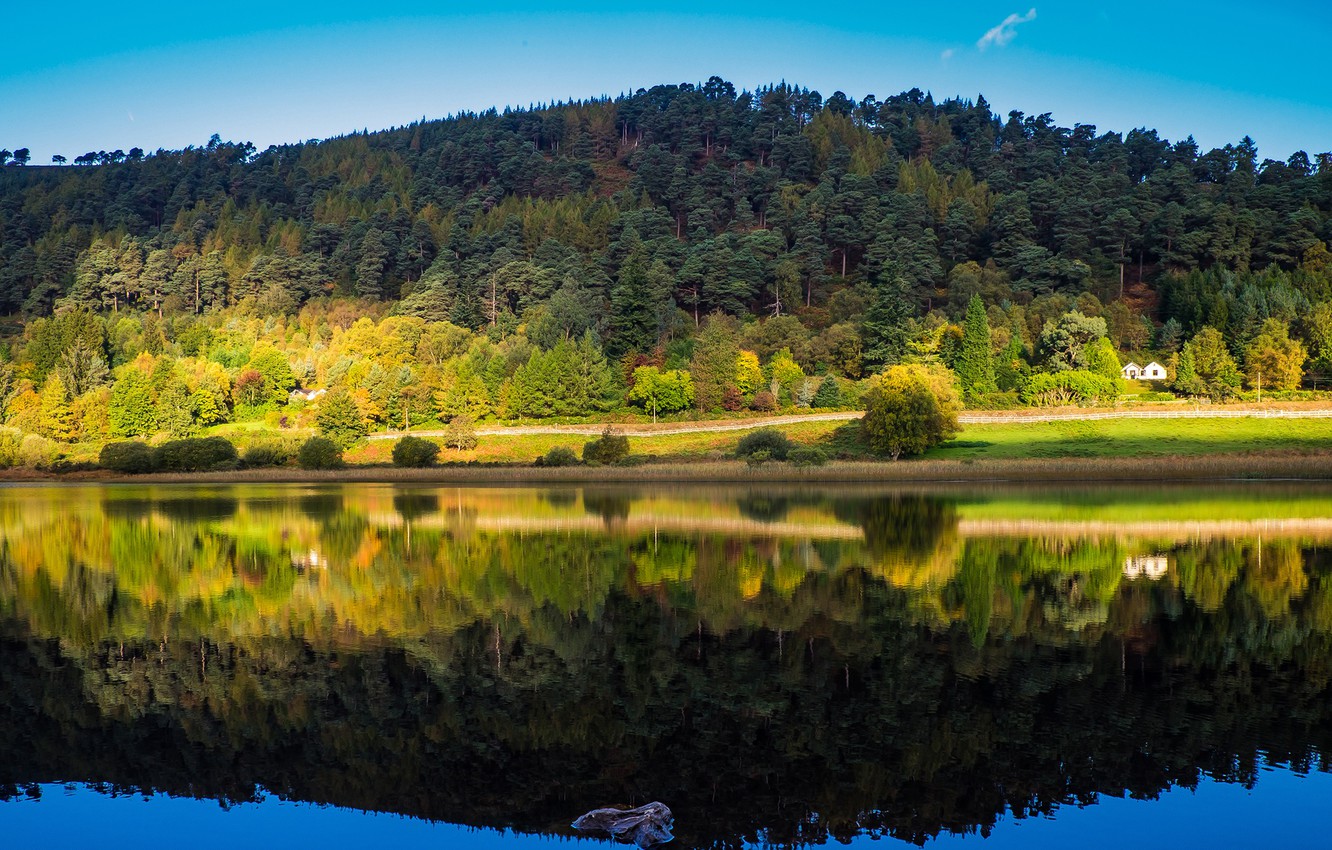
left=956, top=296, right=997, bottom=399
left=37, top=374, right=75, bottom=442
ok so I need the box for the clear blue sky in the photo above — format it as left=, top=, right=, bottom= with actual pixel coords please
left=4, top=1, right=1329, bottom=164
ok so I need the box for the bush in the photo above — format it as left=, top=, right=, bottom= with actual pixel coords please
left=152, top=436, right=239, bottom=472
left=297, top=436, right=344, bottom=470
left=735, top=428, right=793, bottom=462
left=241, top=438, right=296, bottom=468
left=788, top=445, right=830, bottom=467
left=968, top=391, right=1022, bottom=410
left=535, top=446, right=579, bottom=467
left=19, top=434, right=60, bottom=469
left=99, top=440, right=155, bottom=474
left=444, top=414, right=478, bottom=451
left=750, top=390, right=777, bottom=412
left=393, top=435, right=441, bottom=468
left=583, top=426, right=630, bottom=465
left=721, top=386, right=743, bottom=411
left=1021, top=371, right=1120, bottom=407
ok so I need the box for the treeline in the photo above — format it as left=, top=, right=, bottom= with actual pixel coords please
left=2, top=79, right=1332, bottom=457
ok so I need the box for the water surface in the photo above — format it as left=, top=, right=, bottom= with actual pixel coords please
left=2, top=482, right=1330, bottom=847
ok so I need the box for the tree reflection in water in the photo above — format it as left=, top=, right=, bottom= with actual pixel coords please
left=1, top=483, right=1330, bottom=847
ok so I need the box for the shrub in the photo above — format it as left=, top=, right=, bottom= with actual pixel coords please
left=392, top=435, right=441, bottom=468
left=535, top=446, right=579, bottom=467
left=788, top=445, right=830, bottom=467
left=99, top=440, right=155, bottom=474
left=735, top=428, right=793, bottom=462
left=583, top=426, right=630, bottom=465
left=19, top=434, right=60, bottom=469
left=721, top=386, right=743, bottom=411
left=444, top=414, right=478, bottom=451
left=751, top=390, right=777, bottom=412
left=152, top=436, right=239, bottom=472
left=297, top=436, right=344, bottom=470
left=743, top=448, right=773, bottom=467
left=241, top=438, right=296, bottom=468
left=1021, top=370, right=1120, bottom=407
left=969, top=391, right=1022, bottom=410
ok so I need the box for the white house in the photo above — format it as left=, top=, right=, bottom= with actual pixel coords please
left=1141, top=361, right=1167, bottom=380
left=1121, top=361, right=1167, bottom=381
left=289, top=387, right=327, bottom=402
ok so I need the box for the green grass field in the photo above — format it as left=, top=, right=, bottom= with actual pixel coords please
left=342, top=416, right=1332, bottom=467
left=933, top=417, right=1332, bottom=461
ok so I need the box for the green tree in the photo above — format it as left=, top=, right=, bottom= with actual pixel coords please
left=956, top=295, right=996, bottom=400
left=1082, top=337, right=1124, bottom=386
left=861, top=364, right=960, bottom=459
left=1175, top=326, right=1241, bottom=401
left=37, top=374, right=75, bottom=442
left=444, top=414, right=478, bottom=451
left=108, top=370, right=157, bottom=437
left=690, top=314, right=741, bottom=412
left=627, top=367, right=694, bottom=418
left=245, top=343, right=297, bottom=406
left=1244, top=319, right=1306, bottom=391
left=1039, top=311, right=1108, bottom=372
left=317, top=387, right=368, bottom=448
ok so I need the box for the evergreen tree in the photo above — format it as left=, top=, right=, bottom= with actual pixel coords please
left=862, top=269, right=912, bottom=369
left=608, top=251, right=657, bottom=358
left=690, top=314, right=741, bottom=412
left=37, top=374, right=74, bottom=442
left=108, top=370, right=157, bottom=437
left=956, top=295, right=997, bottom=399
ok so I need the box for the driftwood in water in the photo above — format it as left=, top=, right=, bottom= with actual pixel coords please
left=572, top=801, right=674, bottom=847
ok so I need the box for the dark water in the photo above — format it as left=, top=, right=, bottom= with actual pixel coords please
left=2, top=482, right=1331, bottom=848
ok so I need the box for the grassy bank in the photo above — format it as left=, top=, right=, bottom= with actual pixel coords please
left=346, top=415, right=1332, bottom=466
left=7, top=415, right=1332, bottom=484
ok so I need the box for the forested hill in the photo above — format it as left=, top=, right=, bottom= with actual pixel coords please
left=1, top=77, right=1330, bottom=365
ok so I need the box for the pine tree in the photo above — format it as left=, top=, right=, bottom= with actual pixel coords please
left=862, top=269, right=912, bottom=369
left=956, top=295, right=997, bottom=399
left=609, top=251, right=657, bottom=358
left=108, top=370, right=157, bottom=437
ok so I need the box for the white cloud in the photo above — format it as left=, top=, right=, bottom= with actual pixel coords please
left=977, top=8, right=1037, bottom=50
left=940, top=48, right=955, bottom=61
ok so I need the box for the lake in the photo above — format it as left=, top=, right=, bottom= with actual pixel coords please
left=1, top=481, right=1330, bottom=848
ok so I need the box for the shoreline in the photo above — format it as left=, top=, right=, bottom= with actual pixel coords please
left=6, top=450, right=1332, bottom=486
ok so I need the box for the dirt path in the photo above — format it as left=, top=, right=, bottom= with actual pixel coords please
left=369, top=404, right=1332, bottom=440
left=368, top=412, right=863, bottom=440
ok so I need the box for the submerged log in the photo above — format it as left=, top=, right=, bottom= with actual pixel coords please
left=572, top=801, right=674, bottom=847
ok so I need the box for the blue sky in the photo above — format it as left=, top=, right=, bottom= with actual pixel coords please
left=3, top=1, right=1329, bottom=164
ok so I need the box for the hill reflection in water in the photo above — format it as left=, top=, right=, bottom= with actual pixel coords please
left=1, top=482, right=1330, bottom=847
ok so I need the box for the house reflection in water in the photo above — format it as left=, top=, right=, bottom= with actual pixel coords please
left=1123, top=555, right=1169, bottom=580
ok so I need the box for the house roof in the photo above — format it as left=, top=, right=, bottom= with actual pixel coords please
left=1144, top=361, right=1165, bottom=370
left=1122, top=361, right=1141, bottom=370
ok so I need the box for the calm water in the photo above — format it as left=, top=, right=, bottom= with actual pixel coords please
left=1, top=482, right=1331, bottom=848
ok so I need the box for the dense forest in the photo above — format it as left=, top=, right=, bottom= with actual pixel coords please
left=2, top=78, right=1332, bottom=459
left=2, top=486, right=1331, bottom=845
